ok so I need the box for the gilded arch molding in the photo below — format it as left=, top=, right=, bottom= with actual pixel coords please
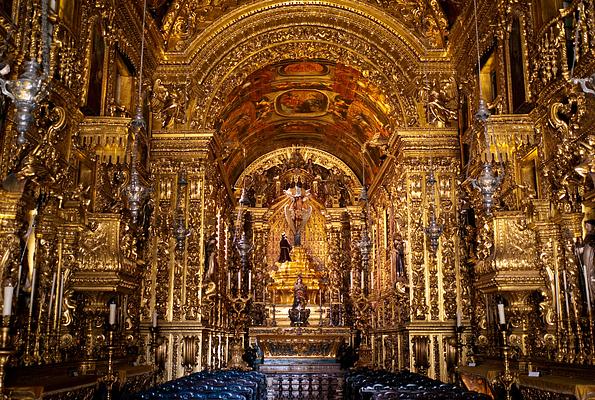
left=236, top=146, right=362, bottom=191
left=155, top=0, right=452, bottom=130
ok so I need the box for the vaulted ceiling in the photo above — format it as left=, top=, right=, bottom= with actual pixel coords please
left=150, top=0, right=459, bottom=185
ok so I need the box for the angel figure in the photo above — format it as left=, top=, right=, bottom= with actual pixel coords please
left=283, top=180, right=312, bottom=246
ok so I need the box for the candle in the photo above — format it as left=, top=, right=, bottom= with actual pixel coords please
left=350, top=270, right=353, bottom=289
left=109, top=301, right=117, bottom=325
left=237, top=270, right=241, bottom=290
left=3, top=285, right=14, bottom=316
left=152, top=311, right=158, bottom=328
left=497, top=303, right=505, bottom=325
left=227, top=271, right=231, bottom=292
left=456, top=311, right=462, bottom=327
left=248, top=271, right=252, bottom=291
left=371, top=270, right=375, bottom=291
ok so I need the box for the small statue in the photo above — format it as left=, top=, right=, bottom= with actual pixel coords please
left=278, top=232, right=292, bottom=263
left=293, top=274, right=307, bottom=308
left=289, top=274, right=310, bottom=326
left=576, top=219, right=595, bottom=310
left=204, top=234, right=218, bottom=281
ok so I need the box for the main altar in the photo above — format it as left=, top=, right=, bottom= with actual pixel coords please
left=248, top=246, right=350, bottom=399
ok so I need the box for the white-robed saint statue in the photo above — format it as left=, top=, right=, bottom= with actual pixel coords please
left=283, top=180, right=312, bottom=246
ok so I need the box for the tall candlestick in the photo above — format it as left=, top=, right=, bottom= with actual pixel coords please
left=48, top=272, right=56, bottom=320
left=562, top=270, right=570, bottom=318
left=109, top=302, right=117, bottom=325
left=3, top=285, right=14, bottom=317
left=497, top=303, right=506, bottom=325
left=57, top=273, right=65, bottom=326
left=29, top=268, right=37, bottom=315
left=360, top=270, right=364, bottom=290
left=152, top=311, right=158, bottom=328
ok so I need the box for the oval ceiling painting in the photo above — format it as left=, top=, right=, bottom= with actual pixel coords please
left=275, top=90, right=329, bottom=117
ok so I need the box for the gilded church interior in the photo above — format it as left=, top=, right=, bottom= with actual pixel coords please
left=0, top=0, right=594, bottom=398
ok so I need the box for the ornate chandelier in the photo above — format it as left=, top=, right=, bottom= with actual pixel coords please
left=469, top=0, right=502, bottom=213
left=0, top=0, right=50, bottom=144
left=125, top=0, right=149, bottom=224
left=424, top=169, right=443, bottom=253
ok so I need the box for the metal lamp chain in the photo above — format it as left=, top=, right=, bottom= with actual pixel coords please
left=138, top=0, right=147, bottom=102
left=41, top=0, right=50, bottom=76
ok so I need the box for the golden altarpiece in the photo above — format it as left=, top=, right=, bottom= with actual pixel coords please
left=0, top=0, right=594, bottom=398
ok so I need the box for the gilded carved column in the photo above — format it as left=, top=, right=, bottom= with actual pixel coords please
left=326, top=210, right=343, bottom=326
left=559, top=213, right=589, bottom=364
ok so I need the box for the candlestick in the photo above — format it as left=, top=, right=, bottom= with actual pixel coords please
left=109, top=301, right=117, bottom=326
left=360, top=270, right=364, bottom=290
left=562, top=270, right=570, bottom=319
left=29, top=268, right=37, bottom=315
left=2, top=286, right=13, bottom=317
left=497, top=303, right=505, bottom=325
left=47, top=272, right=56, bottom=320
left=57, top=273, right=65, bottom=327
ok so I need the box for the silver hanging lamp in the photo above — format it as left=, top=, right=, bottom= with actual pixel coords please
left=0, top=0, right=51, bottom=144
left=469, top=0, right=502, bottom=214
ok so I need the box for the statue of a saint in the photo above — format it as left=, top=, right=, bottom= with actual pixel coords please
left=576, top=219, right=595, bottom=311
left=293, top=274, right=307, bottom=309
left=204, top=234, right=218, bottom=281
left=278, top=232, right=292, bottom=263
left=283, top=180, right=312, bottom=246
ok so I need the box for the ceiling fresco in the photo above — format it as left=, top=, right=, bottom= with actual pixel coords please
left=156, top=0, right=465, bottom=51
left=215, top=60, right=393, bottom=183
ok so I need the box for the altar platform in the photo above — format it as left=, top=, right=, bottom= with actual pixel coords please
left=249, top=326, right=350, bottom=399
left=249, top=326, right=351, bottom=361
